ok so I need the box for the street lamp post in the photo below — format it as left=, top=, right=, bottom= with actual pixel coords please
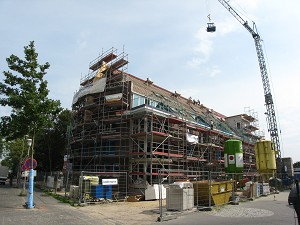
left=26, top=138, right=34, bottom=209
left=21, top=136, right=30, bottom=195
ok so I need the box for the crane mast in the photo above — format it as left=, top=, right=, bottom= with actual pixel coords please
left=217, top=0, right=281, bottom=159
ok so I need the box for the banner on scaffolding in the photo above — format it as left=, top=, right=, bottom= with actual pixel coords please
left=105, top=93, right=123, bottom=102
left=186, top=133, right=199, bottom=144
left=72, top=77, right=107, bottom=105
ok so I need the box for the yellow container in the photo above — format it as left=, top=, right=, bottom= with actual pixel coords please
left=255, top=140, right=277, bottom=173
left=192, top=180, right=233, bottom=206
left=81, top=176, right=99, bottom=185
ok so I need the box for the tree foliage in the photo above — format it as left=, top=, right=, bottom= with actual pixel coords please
left=0, top=138, right=27, bottom=174
left=0, top=41, right=63, bottom=172
left=294, top=161, right=300, bottom=168
left=0, top=41, right=62, bottom=141
left=34, top=109, right=72, bottom=172
left=0, top=109, right=71, bottom=173
left=0, top=136, right=4, bottom=159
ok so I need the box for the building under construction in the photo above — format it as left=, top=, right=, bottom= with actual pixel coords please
left=67, top=48, right=262, bottom=194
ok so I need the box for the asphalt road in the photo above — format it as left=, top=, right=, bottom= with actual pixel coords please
left=157, top=190, right=297, bottom=225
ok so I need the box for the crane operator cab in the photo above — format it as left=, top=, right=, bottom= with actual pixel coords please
left=206, top=14, right=216, bottom=32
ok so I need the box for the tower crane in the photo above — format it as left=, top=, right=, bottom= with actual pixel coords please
left=215, top=1, right=282, bottom=160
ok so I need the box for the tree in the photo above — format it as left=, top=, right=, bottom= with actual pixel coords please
left=0, top=41, right=62, bottom=165
left=0, top=136, right=4, bottom=159
left=34, top=109, right=71, bottom=172
left=0, top=138, right=27, bottom=175
left=294, top=162, right=300, bottom=168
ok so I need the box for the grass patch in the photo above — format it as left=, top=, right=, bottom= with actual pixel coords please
left=43, top=190, right=75, bottom=205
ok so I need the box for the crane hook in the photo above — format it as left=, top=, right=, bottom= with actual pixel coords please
left=207, top=14, right=211, bottom=22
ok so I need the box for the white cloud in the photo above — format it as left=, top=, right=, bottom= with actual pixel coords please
left=216, top=17, right=241, bottom=36
left=187, top=57, right=206, bottom=68
left=187, top=28, right=215, bottom=67
left=209, top=66, right=221, bottom=77
left=76, top=30, right=90, bottom=50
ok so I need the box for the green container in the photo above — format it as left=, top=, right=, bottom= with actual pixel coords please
left=224, top=139, right=243, bottom=173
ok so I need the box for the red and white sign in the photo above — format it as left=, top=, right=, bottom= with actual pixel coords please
left=228, top=155, right=235, bottom=164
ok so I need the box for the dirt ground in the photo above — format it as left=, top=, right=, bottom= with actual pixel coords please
left=75, top=200, right=165, bottom=225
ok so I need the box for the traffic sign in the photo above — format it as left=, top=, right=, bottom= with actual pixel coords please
left=24, top=158, right=37, bottom=170
left=22, top=164, right=27, bottom=172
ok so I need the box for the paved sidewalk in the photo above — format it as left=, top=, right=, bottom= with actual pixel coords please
left=0, top=182, right=163, bottom=225
left=0, top=184, right=111, bottom=225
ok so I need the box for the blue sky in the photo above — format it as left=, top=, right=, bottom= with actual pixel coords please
left=1, top=0, right=299, bottom=162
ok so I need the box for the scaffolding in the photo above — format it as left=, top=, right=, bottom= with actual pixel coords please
left=67, top=48, right=260, bottom=197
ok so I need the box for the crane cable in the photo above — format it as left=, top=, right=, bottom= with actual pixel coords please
left=205, top=0, right=212, bottom=22
left=229, top=0, right=256, bottom=28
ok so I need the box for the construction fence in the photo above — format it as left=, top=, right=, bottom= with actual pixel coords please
left=32, top=170, right=287, bottom=208
left=68, top=170, right=280, bottom=205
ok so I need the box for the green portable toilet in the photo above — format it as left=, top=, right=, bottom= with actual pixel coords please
left=224, top=139, right=243, bottom=173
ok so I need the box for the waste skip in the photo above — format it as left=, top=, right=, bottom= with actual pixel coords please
left=192, top=180, right=233, bottom=206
